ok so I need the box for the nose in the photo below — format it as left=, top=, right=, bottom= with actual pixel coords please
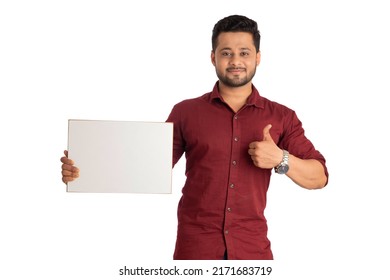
left=229, top=54, right=241, bottom=67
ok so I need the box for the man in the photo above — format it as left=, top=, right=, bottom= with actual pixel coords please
left=61, top=15, right=328, bottom=260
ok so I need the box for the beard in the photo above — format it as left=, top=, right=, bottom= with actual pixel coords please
left=216, top=67, right=257, bottom=88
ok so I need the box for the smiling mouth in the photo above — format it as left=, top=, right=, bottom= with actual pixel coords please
left=227, top=68, right=245, bottom=74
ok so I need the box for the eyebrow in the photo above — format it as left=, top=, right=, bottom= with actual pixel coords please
left=219, top=47, right=252, bottom=52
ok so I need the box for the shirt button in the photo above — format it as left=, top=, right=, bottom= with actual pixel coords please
left=234, top=116, right=238, bottom=120
left=232, top=160, right=237, bottom=165
left=227, top=207, right=231, bottom=212
left=229, top=183, right=235, bottom=189
left=234, top=136, right=239, bottom=142
left=225, top=230, right=229, bottom=234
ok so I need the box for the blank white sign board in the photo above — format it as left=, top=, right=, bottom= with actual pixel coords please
left=67, top=119, right=173, bottom=193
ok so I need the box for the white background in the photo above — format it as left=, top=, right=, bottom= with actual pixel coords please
left=1, top=0, right=389, bottom=279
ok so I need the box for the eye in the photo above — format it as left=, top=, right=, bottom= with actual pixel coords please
left=221, top=52, right=232, bottom=57
left=241, top=52, right=250, bottom=56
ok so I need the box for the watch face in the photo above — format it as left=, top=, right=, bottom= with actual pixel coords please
left=277, top=164, right=289, bottom=174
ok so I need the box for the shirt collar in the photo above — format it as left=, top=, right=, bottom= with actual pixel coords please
left=209, top=81, right=264, bottom=109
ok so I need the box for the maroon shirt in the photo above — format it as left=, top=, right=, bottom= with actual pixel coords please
left=166, top=82, right=328, bottom=260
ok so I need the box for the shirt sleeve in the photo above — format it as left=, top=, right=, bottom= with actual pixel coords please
left=279, top=110, right=329, bottom=182
left=166, top=103, right=186, bottom=167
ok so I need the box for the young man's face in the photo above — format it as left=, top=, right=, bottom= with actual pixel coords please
left=211, top=32, right=260, bottom=88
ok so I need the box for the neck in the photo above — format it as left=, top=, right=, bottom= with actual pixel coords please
left=218, top=82, right=253, bottom=112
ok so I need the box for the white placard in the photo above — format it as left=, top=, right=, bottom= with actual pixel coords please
left=67, top=119, right=173, bottom=193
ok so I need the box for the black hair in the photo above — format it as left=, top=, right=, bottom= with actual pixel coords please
left=212, top=15, right=261, bottom=52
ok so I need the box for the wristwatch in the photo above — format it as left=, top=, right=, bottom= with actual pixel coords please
left=275, top=150, right=289, bottom=174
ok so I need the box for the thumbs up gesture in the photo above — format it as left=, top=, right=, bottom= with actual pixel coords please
left=248, top=124, right=283, bottom=169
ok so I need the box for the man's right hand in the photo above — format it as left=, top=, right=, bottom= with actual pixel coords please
left=60, top=150, right=79, bottom=184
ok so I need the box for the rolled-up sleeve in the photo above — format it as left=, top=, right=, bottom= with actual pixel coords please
left=279, top=110, right=329, bottom=184
left=166, top=104, right=185, bottom=167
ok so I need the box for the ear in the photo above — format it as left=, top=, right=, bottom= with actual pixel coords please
left=211, top=50, right=216, bottom=66
left=256, top=51, right=261, bottom=66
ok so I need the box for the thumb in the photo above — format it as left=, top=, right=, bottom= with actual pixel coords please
left=262, top=124, right=274, bottom=142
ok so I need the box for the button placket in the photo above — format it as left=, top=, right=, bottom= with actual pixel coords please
left=223, top=113, right=241, bottom=251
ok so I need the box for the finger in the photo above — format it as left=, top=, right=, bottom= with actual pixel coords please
left=248, top=142, right=258, bottom=149
left=250, top=156, right=259, bottom=166
left=62, top=163, right=79, bottom=173
left=248, top=148, right=256, bottom=156
left=60, top=156, right=74, bottom=165
left=62, top=170, right=73, bottom=176
left=262, top=124, right=274, bottom=142
left=62, top=169, right=79, bottom=176
left=62, top=171, right=79, bottom=183
left=64, top=150, right=68, bottom=157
